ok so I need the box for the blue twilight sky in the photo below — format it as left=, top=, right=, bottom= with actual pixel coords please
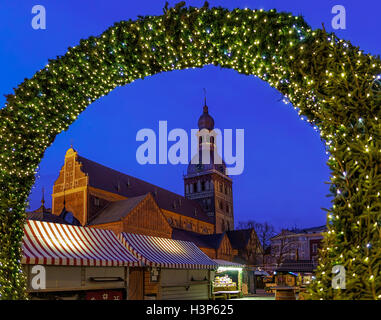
left=0, top=0, right=379, bottom=230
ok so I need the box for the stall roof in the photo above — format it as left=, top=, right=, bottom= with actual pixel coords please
left=213, top=259, right=244, bottom=268
left=22, top=220, right=140, bottom=267
left=119, top=232, right=217, bottom=269
left=275, top=260, right=316, bottom=273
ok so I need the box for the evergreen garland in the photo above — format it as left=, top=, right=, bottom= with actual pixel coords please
left=0, top=3, right=380, bottom=299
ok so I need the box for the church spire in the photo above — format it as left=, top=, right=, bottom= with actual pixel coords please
left=41, top=187, right=45, bottom=207
left=198, top=89, right=214, bottom=130
left=203, top=88, right=207, bottom=109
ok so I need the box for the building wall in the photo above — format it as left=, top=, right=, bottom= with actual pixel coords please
left=144, top=269, right=159, bottom=296
left=212, top=174, right=234, bottom=233
left=162, top=209, right=214, bottom=234
left=122, top=195, right=172, bottom=238
left=89, top=221, right=123, bottom=235
left=52, top=148, right=89, bottom=225
left=53, top=148, right=216, bottom=236
left=24, top=264, right=127, bottom=293
left=235, top=230, right=262, bottom=265
left=270, top=232, right=324, bottom=262
left=216, top=234, right=234, bottom=261
left=90, top=195, right=173, bottom=239
left=199, top=247, right=217, bottom=259
left=159, top=269, right=210, bottom=300
left=184, top=172, right=234, bottom=234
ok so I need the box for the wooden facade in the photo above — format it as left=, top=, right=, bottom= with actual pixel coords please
left=51, top=148, right=214, bottom=235
left=91, top=194, right=173, bottom=238
left=197, top=234, right=235, bottom=261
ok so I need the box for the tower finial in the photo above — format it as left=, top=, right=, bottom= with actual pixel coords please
left=203, top=88, right=208, bottom=113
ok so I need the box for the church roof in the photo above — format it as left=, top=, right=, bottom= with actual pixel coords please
left=172, top=228, right=226, bottom=249
left=87, top=194, right=148, bottom=226
left=27, top=211, right=68, bottom=225
left=226, top=229, right=253, bottom=250
left=76, top=155, right=213, bottom=224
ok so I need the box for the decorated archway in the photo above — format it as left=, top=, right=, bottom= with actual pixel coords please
left=0, top=3, right=380, bottom=300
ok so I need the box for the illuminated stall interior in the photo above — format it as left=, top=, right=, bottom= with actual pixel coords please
left=212, top=260, right=244, bottom=299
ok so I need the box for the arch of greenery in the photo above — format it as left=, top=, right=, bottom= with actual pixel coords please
left=0, top=3, right=380, bottom=300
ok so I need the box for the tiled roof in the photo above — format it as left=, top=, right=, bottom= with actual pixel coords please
left=172, top=228, right=225, bottom=249
left=226, top=229, right=253, bottom=250
left=298, top=225, right=327, bottom=233
left=27, top=211, right=68, bottom=225
left=275, top=260, right=317, bottom=273
left=271, top=225, right=327, bottom=240
left=77, top=155, right=213, bottom=224
left=87, top=194, right=148, bottom=225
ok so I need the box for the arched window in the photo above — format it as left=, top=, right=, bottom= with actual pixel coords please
left=210, top=136, right=214, bottom=144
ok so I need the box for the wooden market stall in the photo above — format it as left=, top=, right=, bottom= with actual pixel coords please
left=274, top=260, right=317, bottom=300
left=22, top=220, right=141, bottom=300
left=212, top=259, right=244, bottom=299
left=119, top=232, right=217, bottom=300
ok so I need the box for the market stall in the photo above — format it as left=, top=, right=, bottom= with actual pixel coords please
left=273, top=260, right=317, bottom=299
left=119, top=232, right=217, bottom=300
left=212, top=259, right=244, bottom=299
left=275, top=260, right=316, bottom=287
left=22, top=220, right=140, bottom=300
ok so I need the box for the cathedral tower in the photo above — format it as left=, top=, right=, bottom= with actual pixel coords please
left=184, top=102, right=234, bottom=233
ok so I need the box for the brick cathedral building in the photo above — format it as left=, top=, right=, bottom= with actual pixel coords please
left=29, top=103, right=261, bottom=263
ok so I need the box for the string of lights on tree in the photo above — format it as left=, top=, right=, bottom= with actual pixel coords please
left=0, top=2, right=380, bottom=299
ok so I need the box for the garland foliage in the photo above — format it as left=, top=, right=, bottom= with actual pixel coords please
left=0, top=3, right=380, bottom=299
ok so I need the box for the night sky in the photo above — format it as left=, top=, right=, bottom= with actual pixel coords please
left=1, top=0, right=379, bottom=230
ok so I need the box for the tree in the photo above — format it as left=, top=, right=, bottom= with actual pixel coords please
left=270, top=230, right=299, bottom=265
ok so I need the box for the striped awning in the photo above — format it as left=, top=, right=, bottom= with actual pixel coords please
left=22, top=220, right=140, bottom=266
left=119, top=233, right=217, bottom=269
left=214, top=259, right=244, bottom=268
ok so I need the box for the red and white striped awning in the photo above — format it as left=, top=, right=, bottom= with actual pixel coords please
left=22, top=220, right=140, bottom=267
left=119, top=233, right=217, bottom=269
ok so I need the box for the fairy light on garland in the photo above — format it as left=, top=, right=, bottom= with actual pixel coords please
left=0, top=2, right=380, bottom=300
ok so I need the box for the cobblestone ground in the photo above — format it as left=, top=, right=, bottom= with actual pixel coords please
left=234, top=289, right=276, bottom=300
